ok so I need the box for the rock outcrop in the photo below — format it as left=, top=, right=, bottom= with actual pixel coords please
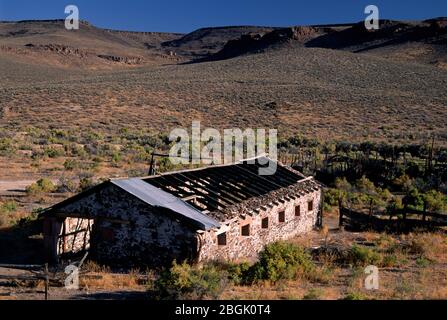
left=200, top=26, right=320, bottom=62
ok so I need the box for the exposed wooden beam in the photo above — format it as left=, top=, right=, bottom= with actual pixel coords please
left=181, top=171, right=246, bottom=204
left=176, top=173, right=236, bottom=207
left=153, top=174, right=222, bottom=211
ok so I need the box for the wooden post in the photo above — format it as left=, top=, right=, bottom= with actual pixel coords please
left=318, top=191, right=324, bottom=228
left=338, top=198, right=343, bottom=228
left=44, top=263, right=49, bottom=301
left=148, top=153, right=155, bottom=176
left=422, top=201, right=427, bottom=222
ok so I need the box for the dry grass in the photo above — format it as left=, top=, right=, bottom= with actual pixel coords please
left=221, top=228, right=447, bottom=300
left=1, top=228, right=445, bottom=300
left=77, top=261, right=153, bottom=291
left=79, top=272, right=140, bottom=291
left=403, top=232, right=447, bottom=262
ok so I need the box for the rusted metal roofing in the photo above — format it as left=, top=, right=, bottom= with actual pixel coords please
left=111, top=178, right=221, bottom=230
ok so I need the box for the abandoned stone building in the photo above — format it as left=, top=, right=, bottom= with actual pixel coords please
left=43, top=157, right=323, bottom=266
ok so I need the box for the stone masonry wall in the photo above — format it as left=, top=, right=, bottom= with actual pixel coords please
left=52, top=183, right=198, bottom=266
left=197, top=189, right=321, bottom=262
left=48, top=180, right=321, bottom=267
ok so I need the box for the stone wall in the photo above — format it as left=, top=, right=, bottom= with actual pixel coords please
left=46, top=180, right=322, bottom=267
left=48, top=183, right=198, bottom=266
left=197, top=189, right=321, bottom=262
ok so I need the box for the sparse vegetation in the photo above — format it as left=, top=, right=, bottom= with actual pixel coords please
left=302, top=288, right=323, bottom=300
left=0, top=17, right=446, bottom=301
left=155, top=261, right=227, bottom=300
left=344, top=245, right=381, bottom=267
left=26, top=178, right=56, bottom=195
left=245, top=242, right=315, bottom=283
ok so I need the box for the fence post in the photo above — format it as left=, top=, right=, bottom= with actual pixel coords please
left=422, top=201, right=427, bottom=222
left=44, top=263, right=49, bottom=301
left=338, top=198, right=343, bottom=228
left=317, top=191, right=324, bottom=228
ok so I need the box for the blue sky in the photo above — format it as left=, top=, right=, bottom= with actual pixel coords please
left=0, top=0, right=446, bottom=33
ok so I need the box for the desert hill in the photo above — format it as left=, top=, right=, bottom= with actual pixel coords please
left=0, top=19, right=183, bottom=69
left=1, top=18, right=446, bottom=69
left=0, top=21, right=278, bottom=69
left=200, top=18, right=447, bottom=68
left=161, top=26, right=276, bottom=58
left=0, top=18, right=446, bottom=145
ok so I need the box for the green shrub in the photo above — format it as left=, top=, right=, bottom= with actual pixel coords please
left=111, top=151, right=121, bottom=163
left=44, top=146, right=64, bottom=158
left=345, top=245, right=381, bottom=267
left=423, top=190, right=447, bottom=213
left=246, top=242, right=315, bottom=283
left=68, top=144, right=88, bottom=158
left=224, top=262, right=251, bottom=285
left=63, top=159, right=78, bottom=171
left=56, top=177, right=78, bottom=193
left=343, top=291, right=367, bottom=300
left=302, top=288, right=323, bottom=300
left=324, top=188, right=341, bottom=207
left=416, top=256, right=431, bottom=267
left=26, top=178, right=56, bottom=195
left=0, top=138, right=16, bottom=156
left=78, top=177, right=96, bottom=192
left=155, top=261, right=227, bottom=299
left=306, top=266, right=334, bottom=284
left=381, top=254, right=398, bottom=267
left=0, top=200, right=18, bottom=227
left=1, top=201, right=17, bottom=213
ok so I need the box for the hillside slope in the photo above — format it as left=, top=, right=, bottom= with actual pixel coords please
left=1, top=44, right=446, bottom=144
left=0, top=20, right=183, bottom=69
left=200, top=18, right=447, bottom=69
left=161, top=26, right=276, bottom=58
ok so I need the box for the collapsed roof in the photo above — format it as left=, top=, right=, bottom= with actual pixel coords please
left=142, top=156, right=320, bottom=221
left=45, top=157, right=321, bottom=230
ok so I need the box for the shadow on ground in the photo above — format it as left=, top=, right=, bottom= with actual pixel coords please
left=73, top=290, right=152, bottom=300
left=0, top=219, right=45, bottom=264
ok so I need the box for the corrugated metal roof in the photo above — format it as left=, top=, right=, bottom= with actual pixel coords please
left=111, top=178, right=220, bottom=230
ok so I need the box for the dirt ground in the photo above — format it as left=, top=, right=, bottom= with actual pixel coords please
left=0, top=180, right=35, bottom=196
left=0, top=214, right=338, bottom=300
left=0, top=210, right=446, bottom=300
